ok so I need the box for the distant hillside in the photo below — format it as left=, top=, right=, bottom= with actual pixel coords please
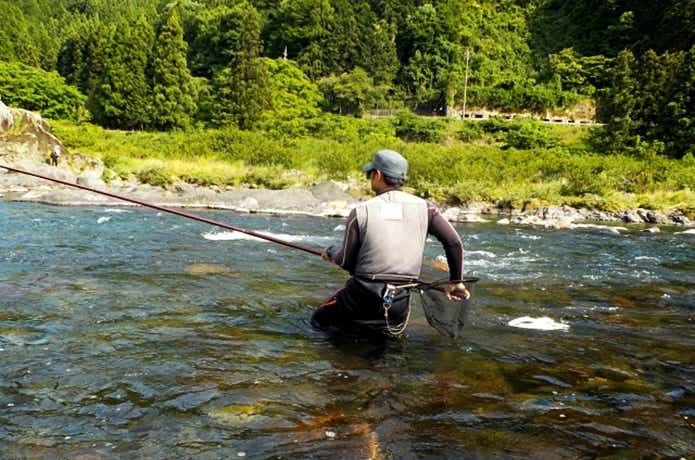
left=0, top=0, right=692, bottom=157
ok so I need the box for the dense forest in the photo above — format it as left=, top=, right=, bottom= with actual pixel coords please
left=0, top=0, right=693, bottom=158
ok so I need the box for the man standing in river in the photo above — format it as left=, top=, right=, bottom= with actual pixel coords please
left=314, top=149, right=469, bottom=336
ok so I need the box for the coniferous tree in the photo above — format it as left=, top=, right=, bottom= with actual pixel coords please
left=669, top=46, right=695, bottom=157
left=186, top=4, right=247, bottom=79
left=400, top=3, right=463, bottom=112
left=264, top=0, right=336, bottom=79
left=359, top=19, right=399, bottom=86
left=596, top=47, right=695, bottom=158
left=150, top=5, right=197, bottom=130
left=88, top=19, right=152, bottom=129
left=595, top=50, right=639, bottom=152
left=214, top=1, right=269, bottom=129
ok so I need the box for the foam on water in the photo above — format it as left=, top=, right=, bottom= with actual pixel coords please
left=634, top=256, right=660, bottom=262
left=102, top=208, right=132, bottom=214
left=467, top=250, right=497, bottom=258
left=202, top=230, right=333, bottom=243
left=508, top=316, right=570, bottom=331
left=97, top=216, right=111, bottom=224
left=518, top=234, right=542, bottom=240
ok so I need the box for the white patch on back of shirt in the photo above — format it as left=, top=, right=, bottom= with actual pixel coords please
left=382, top=203, right=403, bottom=220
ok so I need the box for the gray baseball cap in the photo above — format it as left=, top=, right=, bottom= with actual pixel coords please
left=362, top=149, right=408, bottom=179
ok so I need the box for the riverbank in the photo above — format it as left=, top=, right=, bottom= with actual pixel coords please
left=1, top=105, right=693, bottom=233
left=49, top=118, right=695, bottom=226
left=2, top=163, right=694, bottom=237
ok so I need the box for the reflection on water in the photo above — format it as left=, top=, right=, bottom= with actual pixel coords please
left=1, top=202, right=694, bottom=458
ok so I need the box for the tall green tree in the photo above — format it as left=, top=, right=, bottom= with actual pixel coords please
left=358, top=19, right=399, bottom=86
left=213, top=1, right=269, bottom=129
left=0, top=61, right=87, bottom=120
left=595, top=50, right=639, bottom=152
left=596, top=47, right=695, bottom=158
left=186, top=4, right=249, bottom=78
left=264, top=0, right=337, bottom=79
left=88, top=18, right=153, bottom=129
left=318, top=67, right=376, bottom=116
left=150, top=5, right=197, bottom=130
left=399, top=3, right=463, bottom=112
left=256, top=57, right=322, bottom=134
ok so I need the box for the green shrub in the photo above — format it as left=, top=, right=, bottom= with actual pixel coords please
left=456, top=122, right=485, bottom=142
left=136, top=167, right=173, bottom=187
left=393, top=110, right=446, bottom=142
left=0, top=61, right=87, bottom=121
left=504, top=122, right=560, bottom=150
left=480, top=117, right=510, bottom=136
left=256, top=58, right=322, bottom=136
left=466, top=83, right=581, bottom=113
left=302, top=113, right=395, bottom=143
left=559, top=168, right=610, bottom=196
left=241, top=169, right=293, bottom=189
left=480, top=118, right=560, bottom=149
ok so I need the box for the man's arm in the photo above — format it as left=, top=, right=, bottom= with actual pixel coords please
left=426, top=202, right=470, bottom=300
left=426, top=202, right=464, bottom=280
left=322, top=209, right=360, bottom=273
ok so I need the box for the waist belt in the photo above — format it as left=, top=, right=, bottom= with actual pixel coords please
left=355, top=273, right=419, bottom=283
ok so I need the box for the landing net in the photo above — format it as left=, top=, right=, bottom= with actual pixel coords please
left=407, top=265, right=479, bottom=338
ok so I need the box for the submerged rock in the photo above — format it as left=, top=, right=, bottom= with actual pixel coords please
left=208, top=403, right=268, bottom=427
left=163, top=389, right=219, bottom=412
left=186, top=263, right=238, bottom=276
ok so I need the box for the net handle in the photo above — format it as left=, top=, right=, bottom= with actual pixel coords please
left=394, top=277, right=479, bottom=292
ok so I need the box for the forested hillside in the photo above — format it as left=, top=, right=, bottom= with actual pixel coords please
left=0, top=0, right=693, bottom=158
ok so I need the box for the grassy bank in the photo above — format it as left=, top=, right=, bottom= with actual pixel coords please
left=51, top=116, right=695, bottom=217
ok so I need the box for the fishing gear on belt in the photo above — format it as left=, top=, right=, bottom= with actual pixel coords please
left=381, top=277, right=479, bottom=337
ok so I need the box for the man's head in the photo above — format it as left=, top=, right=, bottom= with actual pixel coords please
left=362, top=150, right=408, bottom=191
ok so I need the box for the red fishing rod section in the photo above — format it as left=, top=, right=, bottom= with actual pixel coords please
left=0, top=164, right=323, bottom=257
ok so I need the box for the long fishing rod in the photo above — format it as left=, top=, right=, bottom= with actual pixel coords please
left=0, top=164, right=323, bottom=256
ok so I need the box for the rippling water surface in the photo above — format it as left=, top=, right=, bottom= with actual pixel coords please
left=1, top=202, right=693, bottom=458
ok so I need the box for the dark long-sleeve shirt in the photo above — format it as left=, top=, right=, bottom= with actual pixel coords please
left=327, top=201, right=464, bottom=280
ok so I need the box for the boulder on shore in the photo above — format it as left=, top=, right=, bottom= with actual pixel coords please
left=0, top=100, right=14, bottom=131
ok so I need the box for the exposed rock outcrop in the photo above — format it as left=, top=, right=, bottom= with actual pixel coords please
left=0, top=104, right=105, bottom=187
left=0, top=99, right=13, bottom=131
left=1, top=105, right=62, bottom=164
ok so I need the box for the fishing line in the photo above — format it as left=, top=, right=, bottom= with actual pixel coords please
left=2, top=164, right=481, bottom=336
left=0, top=164, right=322, bottom=256
left=1, top=165, right=476, bottom=317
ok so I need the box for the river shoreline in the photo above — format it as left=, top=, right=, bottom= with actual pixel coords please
left=2, top=164, right=693, bottom=236
left=1, top=105, right=692, bottom=234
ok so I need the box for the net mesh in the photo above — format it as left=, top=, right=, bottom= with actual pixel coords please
left=410, top=264, right=478, bottom=338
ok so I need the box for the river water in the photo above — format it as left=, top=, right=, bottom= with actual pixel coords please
left=1, top=202, right=693, bottom=458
